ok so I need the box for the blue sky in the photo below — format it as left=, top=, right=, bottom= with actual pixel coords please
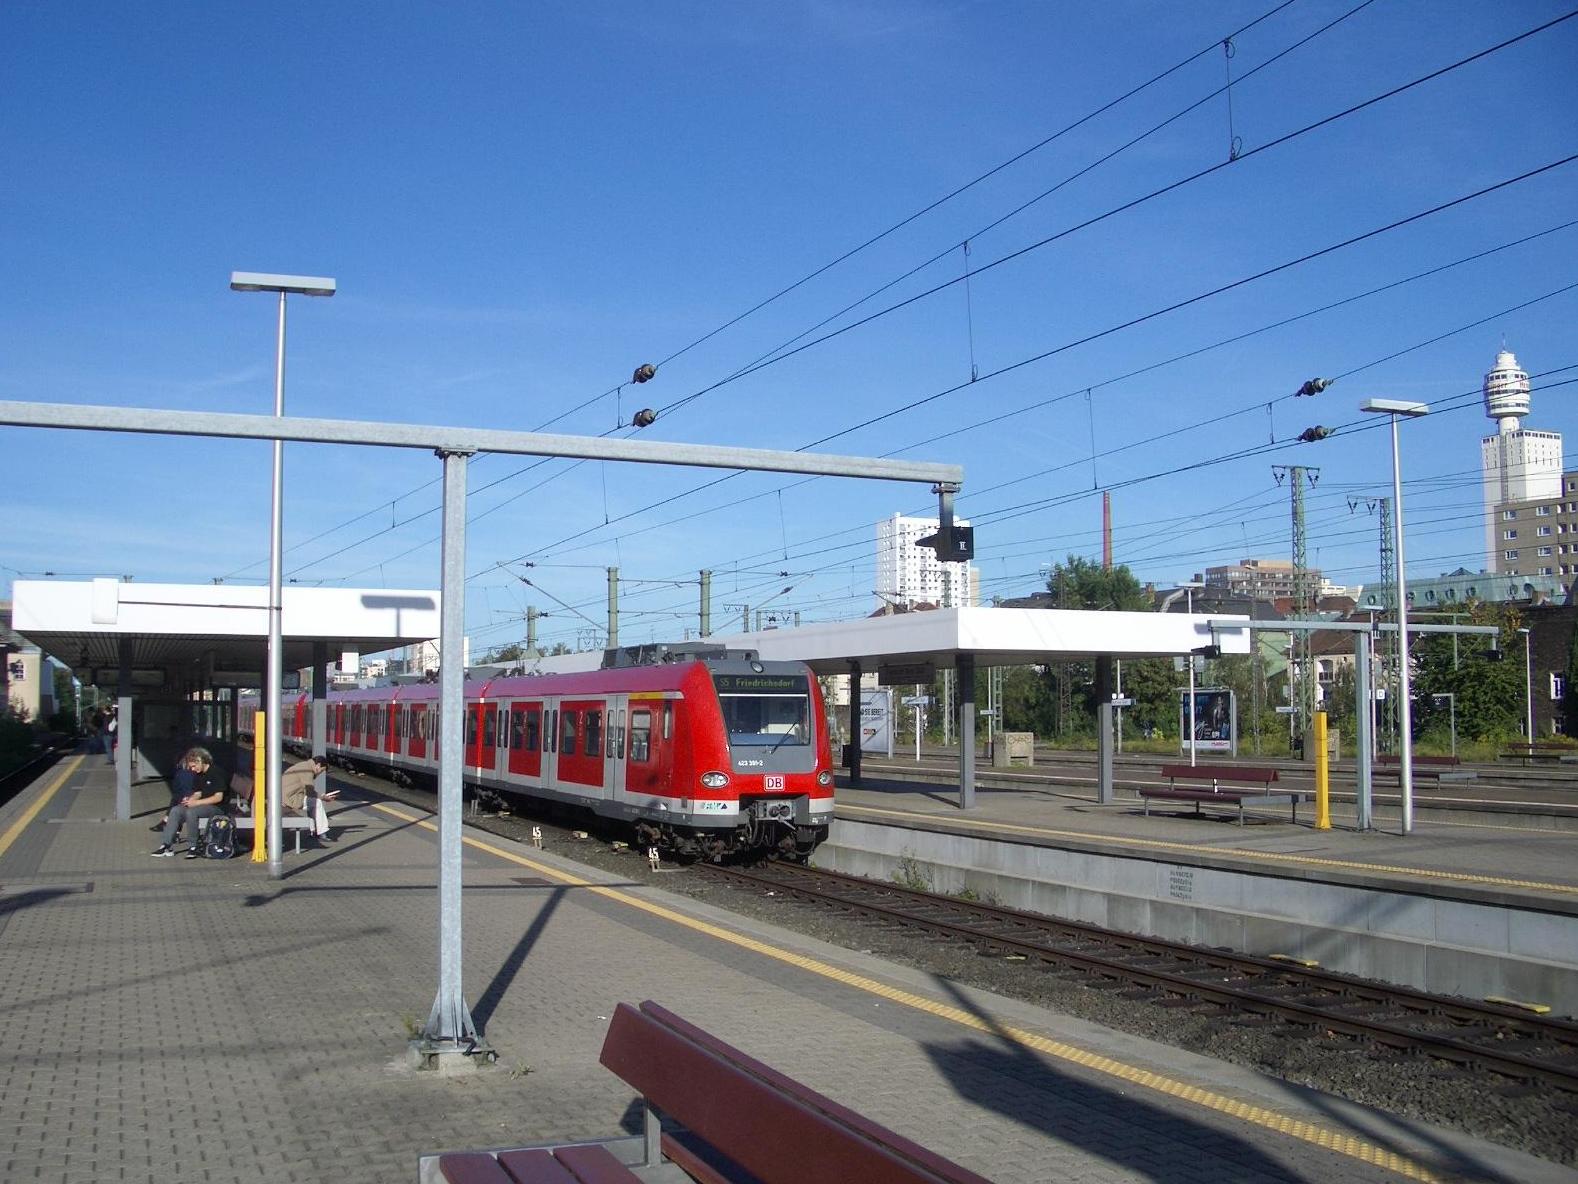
left=3, top=1, right=1576, bottom=657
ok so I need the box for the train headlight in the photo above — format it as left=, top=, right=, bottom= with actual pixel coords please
left=817, top=770, right=833, bottom=786
left=700, top=771, right=730, bottom=789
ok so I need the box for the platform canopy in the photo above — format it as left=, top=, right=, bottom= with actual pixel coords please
left=728, top=605, right=1251, bottom=676
left=9, top=578, right=439, bottom=690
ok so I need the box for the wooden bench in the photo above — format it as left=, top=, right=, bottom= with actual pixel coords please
left=1498, top=743, right=1578, bottom=765
left=1137, top=763, right=1306, bottom=825
left=1374, top=753, right=1478, bottom=783
left=421, top=1000, right=990, bottom=1184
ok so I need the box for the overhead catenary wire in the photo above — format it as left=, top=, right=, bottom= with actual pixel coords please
left=279, top=13, right=1567, bottom=593
left=240, top=3, right=1316, bottom=587
left=653, top=9, right=1578, bottom=421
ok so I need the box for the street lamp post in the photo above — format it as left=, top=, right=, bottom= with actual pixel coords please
left=230, top=271, right=336, bottom=879
left=1519, top=626, right=1534, bottom=743
left=1360, top=397, right=1429, bottom=835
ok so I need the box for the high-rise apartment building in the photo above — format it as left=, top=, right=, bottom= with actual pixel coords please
left=875, top=514, right=976, bottom=610
left=1481, top=349, right=1564, bottom=571
left=1203, top=558, right=1321, bottom=602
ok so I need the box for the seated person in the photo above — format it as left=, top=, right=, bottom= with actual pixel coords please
left=282, top=755, right=339, bottom=839
left=151, top=749, right=226, bottom=859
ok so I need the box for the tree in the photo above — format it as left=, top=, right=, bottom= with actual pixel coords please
left=1410, top=601, right=1524, bottom=742
left=1039, top=556, right=1154, bottom=739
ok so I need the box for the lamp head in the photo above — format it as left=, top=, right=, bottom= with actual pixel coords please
left=1359, top=397, right=1429, bottom=418
left=230, top=271, right=337, bottom=297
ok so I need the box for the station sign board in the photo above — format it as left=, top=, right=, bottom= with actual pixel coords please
left=858, top=689, right=894, bottom=755
left=902, top=695, right=930, bottom=707
left=879, top=662, right=935, bottom=686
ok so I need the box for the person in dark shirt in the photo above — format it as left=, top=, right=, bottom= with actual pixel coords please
left=150, top=748, right=199, bottom=834
left=151, top=749, right=226, bottom=859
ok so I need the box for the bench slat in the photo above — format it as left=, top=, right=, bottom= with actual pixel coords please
left=1157, top=763, right=1277, bottom=784
left=600, top=1002, right=989, bottom=1184
left=641, top=1001, right=986, bottom=1184
left=495, top=1149, right=579, bottom=1184
left=546, top=1143, right=641, bottom=1184
left=439, top=1152, right=517, bottom=1184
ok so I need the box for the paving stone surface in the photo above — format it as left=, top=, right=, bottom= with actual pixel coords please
left=0, top=754, right=1571, bottom=1184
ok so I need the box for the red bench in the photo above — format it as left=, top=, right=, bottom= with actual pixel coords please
left=1137, top=763, right=1305, bottom=825
left=422, top=1000, right=989, bottom=1184
left=1374, top=753, right=1477, bottom=783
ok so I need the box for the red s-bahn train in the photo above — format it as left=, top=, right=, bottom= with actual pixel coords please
left=243, top=646, right=834, bottom=859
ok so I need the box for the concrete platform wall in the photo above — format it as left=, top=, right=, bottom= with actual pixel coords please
left=817, top=820, right=1578, bottom=1016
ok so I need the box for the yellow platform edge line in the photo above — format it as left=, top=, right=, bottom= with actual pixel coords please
left=0, top=756, right=83, bottom=860
left=839, top=803, right=1578, bottom=897
left=371, top=801, right=1445, bottom=1183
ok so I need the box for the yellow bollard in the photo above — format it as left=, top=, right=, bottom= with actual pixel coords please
left=1314, top=710, right=1331, bottom=830
left=251, top=712, right=269, bottom=863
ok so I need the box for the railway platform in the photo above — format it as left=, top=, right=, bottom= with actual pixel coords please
left=823, top=760, right=1578, bottom=1017
left=3, top=750, right=1572, bottom=1184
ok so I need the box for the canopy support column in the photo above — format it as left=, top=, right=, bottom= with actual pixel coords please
left=957, top=654, right=975, bottom=810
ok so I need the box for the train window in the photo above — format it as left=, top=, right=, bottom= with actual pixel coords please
left=548, top=709, right=558, bottom=753
left=560, top=710, right=578, bottom=754
left=715, top=674, right=810, bottom=748
left=510, top=709, right=524, bottom=750
left=483, top=708, right=497, bottom=748
left=617, top=709, right=626, bottom=758
left=526, top=711, right=540, bottom=752
left=663, top=703, right=672, bottom=740
left=584, top=710, right=602, bottom=757
left=465, top=712, right=477, bottom=745
left=630, top=710, right=652, bottom=762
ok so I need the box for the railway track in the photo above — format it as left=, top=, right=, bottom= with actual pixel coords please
left=698, top=860, right=1578, bottom=1093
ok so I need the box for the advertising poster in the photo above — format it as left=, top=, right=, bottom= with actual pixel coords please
left=859, top=688, right=894, bottom=755
left=1179, top=688, right=1236, bottom=755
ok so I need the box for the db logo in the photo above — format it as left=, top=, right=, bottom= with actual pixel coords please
left=764, top=775, right=785, bottom=790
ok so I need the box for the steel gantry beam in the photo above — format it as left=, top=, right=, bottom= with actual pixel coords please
left=0, top=397, right=963, bottom=1069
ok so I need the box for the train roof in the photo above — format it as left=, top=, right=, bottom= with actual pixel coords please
left=311, top=655, right=810, bottom=702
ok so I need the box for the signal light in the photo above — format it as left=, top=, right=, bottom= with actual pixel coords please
left=916, top=484, right=974, bottom=562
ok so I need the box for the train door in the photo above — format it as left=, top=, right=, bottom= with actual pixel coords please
left=466, top=702, right=499, bottom=779
left=623, top=695, right=669, bottom=796
left=506, top=701, right=543, bottom=782
left=555, top=697, right=606, bottom=794
left=409, top=704, right=428, bottom=760
left=349, top=703, right=364, bottom=750
left=604, top=694, right=629, bottom=800
left=384, top=703, right=399, bottom=755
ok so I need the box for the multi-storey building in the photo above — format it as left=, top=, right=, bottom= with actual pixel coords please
left=1495, top=473, right=1578, bottom=580
left=1481, top=348, right=1564, bottom=572
left=1202, top=558, right=1322, bottom=602
left=875, top=514, right=976, bottom=610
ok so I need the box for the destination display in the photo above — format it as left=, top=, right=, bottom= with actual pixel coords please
left=713, top=673, right=807, bottom=695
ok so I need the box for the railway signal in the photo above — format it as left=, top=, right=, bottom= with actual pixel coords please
left=916, top=483, right=974, bottom=562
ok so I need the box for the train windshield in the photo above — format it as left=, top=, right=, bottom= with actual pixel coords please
left=713, top=672, right=811, bottom=748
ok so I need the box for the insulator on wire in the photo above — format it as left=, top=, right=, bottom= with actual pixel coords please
left=632, top=363, right=656, bottom=384
left=632, top=408, right=657, bottom=428
left=1295, top=377, right=1334, bottom=397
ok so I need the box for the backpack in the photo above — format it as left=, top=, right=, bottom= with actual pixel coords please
left=204, top=815, right=236, bottom=860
